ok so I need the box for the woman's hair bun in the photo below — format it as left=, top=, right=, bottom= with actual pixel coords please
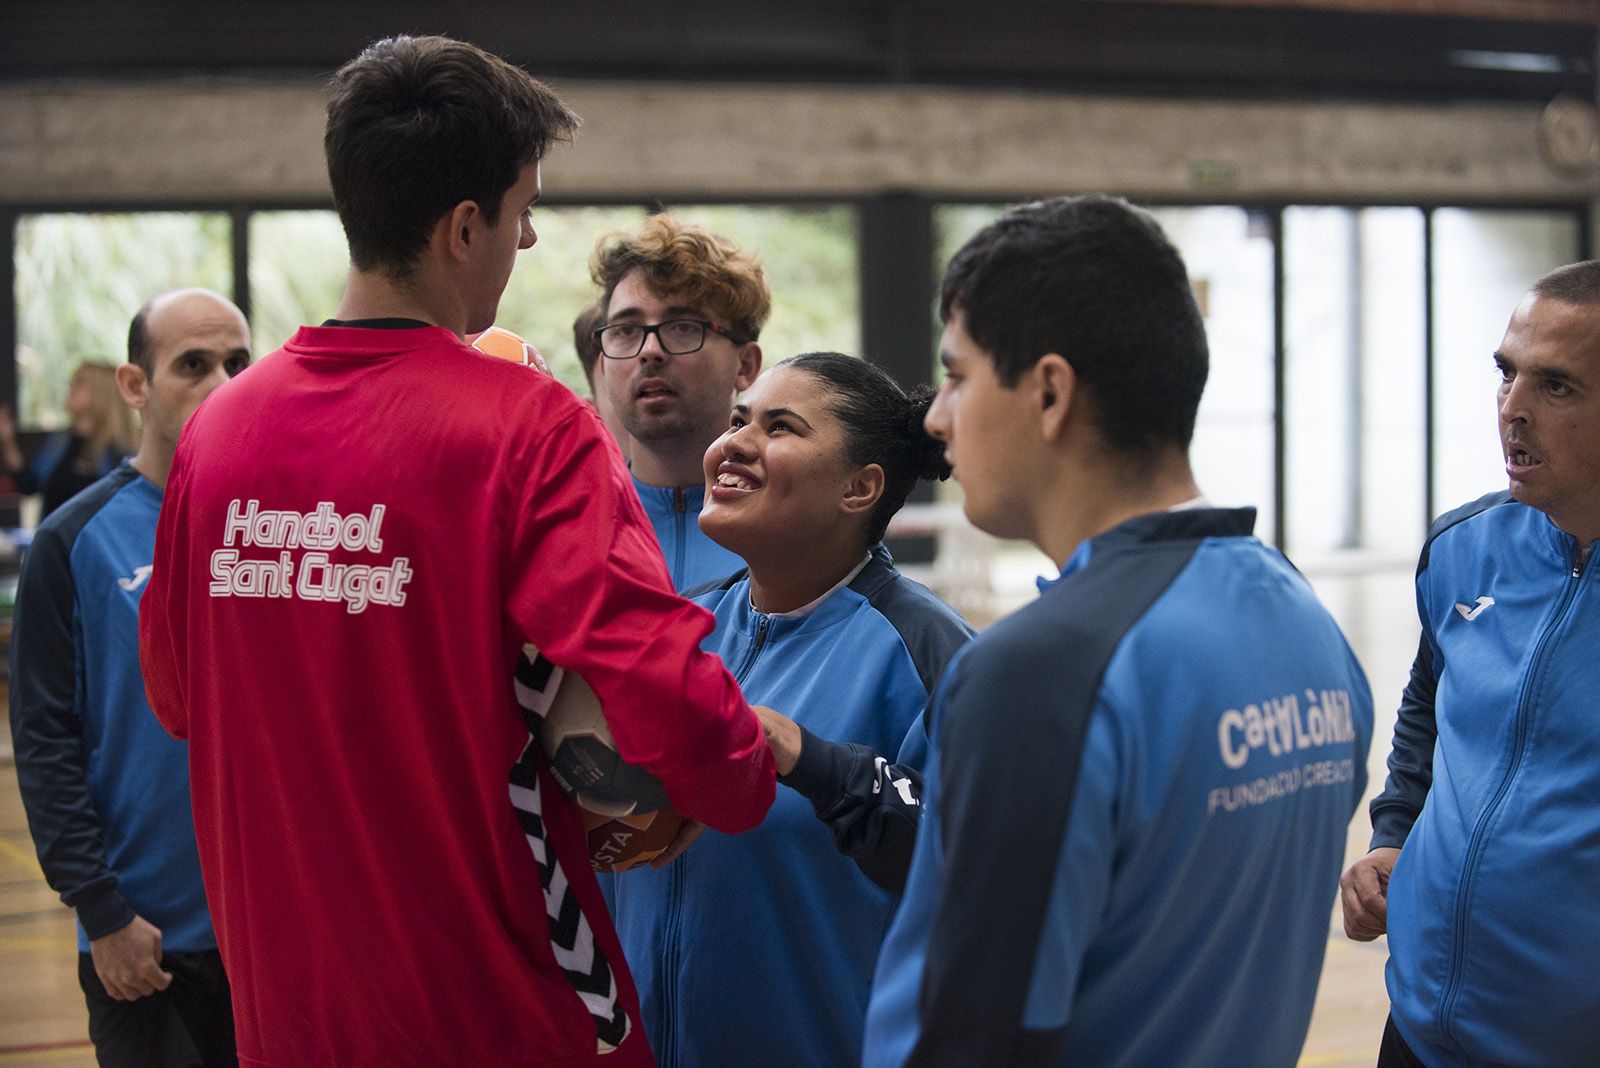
left=904, top=385, right=951, bottom=482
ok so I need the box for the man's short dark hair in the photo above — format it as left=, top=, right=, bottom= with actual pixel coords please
left=940, top=195, right=1209, bottom=454
left=573, top=300, right=606, bottom=387
left=325, top=35, right=578, bottom=278
left=1532, top=260, right=1600, bottom=305
left=127, top=298, right=154, bottom=374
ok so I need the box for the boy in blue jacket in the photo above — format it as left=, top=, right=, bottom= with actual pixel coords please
left=863, top=196, right=1373, bottom=1067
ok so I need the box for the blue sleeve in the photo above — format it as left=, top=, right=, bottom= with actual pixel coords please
left=1019, top=704, right=1120, bottom=1037
left=780, top=713, right=928, bottom=894
left=8, top=521, right=135, bottom=938
left=776, top=573, right=969, bottom=895
left=905, top=530, right=1200, bottom=1065
left=904, top=640, right=1093, bottom=1066
left=1368, top=528, right=1455, bottom=852
left=1369, top=626, right=1438, bottom=850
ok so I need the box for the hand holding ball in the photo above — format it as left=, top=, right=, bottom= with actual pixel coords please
left=534, top=663, right=685, bottom=872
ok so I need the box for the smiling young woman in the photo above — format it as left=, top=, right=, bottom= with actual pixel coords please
left=604, top=352, right=973, bottom=1068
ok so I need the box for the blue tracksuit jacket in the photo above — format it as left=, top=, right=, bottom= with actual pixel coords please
left=608, top=545, right=971, bottom=1067
left=864, top=507, right=1372, bottom=1067
left=1374, top=492, right=1600, bottom=1066
left=630, top=475, right=744, bottom=592
left=9, top=462, right=215, bottom=952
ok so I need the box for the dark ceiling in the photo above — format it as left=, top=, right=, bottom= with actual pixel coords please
left=0, top=1, right=1593, bottom=104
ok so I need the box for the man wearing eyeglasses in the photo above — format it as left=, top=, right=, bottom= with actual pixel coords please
left=589, top=215, right=768, bottom=590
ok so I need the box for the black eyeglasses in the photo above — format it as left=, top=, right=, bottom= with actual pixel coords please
left=594, top=318, right=741, bottom=360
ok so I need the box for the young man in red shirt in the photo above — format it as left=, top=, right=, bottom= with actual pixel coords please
left=140, top=35, right=774, bottom=1068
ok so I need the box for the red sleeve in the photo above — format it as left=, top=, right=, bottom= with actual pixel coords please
left=504, top=401, right=774, bottom=834
left=139, top=450, right=190, bottom=740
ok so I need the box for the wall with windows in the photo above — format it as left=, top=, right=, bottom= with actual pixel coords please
left=3, top=78, right=1593, bottom=559
left=15, top=213, right=231, bottom=426
left=234, top=204, right=862, bottom=389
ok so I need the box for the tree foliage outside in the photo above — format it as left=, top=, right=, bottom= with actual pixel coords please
left=15, top=203, right=863, bottom=419
left=496, top=205, right=649, bottom=390
left=933, top=203, right=1013, bottom=384
left=248, top=206, right=661, bottom=389
left=935, top=204, right=1010, bottom=283
left=16, top=212, right=231, bottom=426
left=249, top=211, right=351, bottom=355
left=663, top=204, right=860, bottom=369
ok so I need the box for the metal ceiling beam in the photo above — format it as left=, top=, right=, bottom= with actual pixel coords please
left=1151, top=0, right=1600, bottom=26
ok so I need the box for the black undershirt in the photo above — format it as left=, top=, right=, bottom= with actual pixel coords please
left=320, top=318, right=435, bottom=330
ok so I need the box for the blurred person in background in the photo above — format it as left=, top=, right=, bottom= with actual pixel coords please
left=1, top=361, right=138, bottom=519
left=573, top=297, right=629, bottom=460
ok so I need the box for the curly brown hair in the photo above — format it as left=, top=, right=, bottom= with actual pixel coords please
left=590, top=215, right=772, bottom=344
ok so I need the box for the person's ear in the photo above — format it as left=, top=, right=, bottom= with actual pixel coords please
left=115, top=363, right=150, bottom=412
left=840, top=463, right=886, bottom=518
left=438, top=200, right=481, bottom=263
left=734, top=342, right=762, bottom=392
left=1034, top=354, right=1077, bottom=443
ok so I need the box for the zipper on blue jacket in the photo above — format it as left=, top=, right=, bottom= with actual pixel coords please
left=661, top=486, right=687, bottom=1065
left=731, top=616, right=771, bottom=684
left=1438, top=542, right=1590, bottom=1043
left=662, top=609, right=766, bottom=1066
left=663, top=857, right=684, bottom=1068
left=672, top=488, right=686, bottom=587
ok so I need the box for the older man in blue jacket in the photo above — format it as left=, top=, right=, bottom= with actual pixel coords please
left=1342, top=259, right=1600, bottom=1067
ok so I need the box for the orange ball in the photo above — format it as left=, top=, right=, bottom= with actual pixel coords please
left=582, top=806, right=686, bottom=872
left=468, top=326, right=546, bottom=371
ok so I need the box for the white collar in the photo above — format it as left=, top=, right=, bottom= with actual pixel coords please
left=755, top=552, right=874, bottom=619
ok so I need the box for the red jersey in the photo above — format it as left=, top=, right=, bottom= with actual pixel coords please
left=140, top=325, right=774, bottom=1067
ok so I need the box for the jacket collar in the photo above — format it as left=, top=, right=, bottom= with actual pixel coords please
left=1043, top=506, right=1258, bottom=590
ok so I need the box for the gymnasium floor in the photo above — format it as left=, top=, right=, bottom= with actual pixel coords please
left=0, top=564, right=1414, bottom=1067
